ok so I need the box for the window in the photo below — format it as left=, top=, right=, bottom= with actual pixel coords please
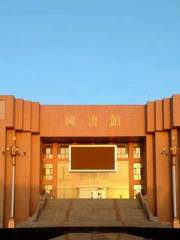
left=117, top=144, right=128, bottom=159
left=43, top=184, right=53, bottom=194
left=133, top=163, right=143, bottom=180
left=133, top=185, right=142, bottom=198
left=58, top=146, right=69, bottom=159
left=44, top=145, right=53, bottom=159
left=43, top=163, right=53, bottom=180
left=133, top=145, right=141, bottom=158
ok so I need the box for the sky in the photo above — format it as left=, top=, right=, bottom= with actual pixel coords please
left=0, top=0, right=180, bottom=104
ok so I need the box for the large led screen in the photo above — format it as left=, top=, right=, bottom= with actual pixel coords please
left=69, top=145, right=117, bottom=172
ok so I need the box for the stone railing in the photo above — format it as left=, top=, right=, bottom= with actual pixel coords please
left=28, top=192, right=50, bottom=222
left=137, top=192, right=158, bottom=222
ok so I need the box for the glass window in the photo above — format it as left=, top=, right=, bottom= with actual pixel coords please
left=133, top=185, right=142, bottom=198
left=58, top=146, right=69, bottom=159
left=117, top=144, right=128, bottom=159
left=133, top=163, right=143, bottom=180
left=44, top=145, right=53, bottom=159
left=43, top=163, right=53, bottom=180
left=43, top=184, right=53, bottom=194
left=133, top=145, right=141, bottom=158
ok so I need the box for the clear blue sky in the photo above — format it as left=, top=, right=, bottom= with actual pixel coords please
left=0, top=0, right=180, bottom=104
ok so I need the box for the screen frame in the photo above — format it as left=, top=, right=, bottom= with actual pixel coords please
left=69, top=144, right=117, bottom=172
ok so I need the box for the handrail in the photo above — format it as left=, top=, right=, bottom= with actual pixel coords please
left=137, top=192, right=158, bottom=222
left=28, top=193, right=50, bottom=222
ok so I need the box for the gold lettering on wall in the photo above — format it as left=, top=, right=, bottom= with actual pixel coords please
left=109, top=115, right=121, bottom=127
left=88, top=115, right=98, bottom=127
left=0, top=101, right=5, bottom=120
left=65, top=115, right=76, bottom=126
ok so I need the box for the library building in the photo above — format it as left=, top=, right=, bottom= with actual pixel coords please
left=0, top=94, right=180, bottom=231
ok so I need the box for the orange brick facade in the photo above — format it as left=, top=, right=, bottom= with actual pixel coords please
left=0, top=95, right=180, bottom=227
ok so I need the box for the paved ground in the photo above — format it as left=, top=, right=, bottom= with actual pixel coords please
left=20, top=199, right=169, bottom=239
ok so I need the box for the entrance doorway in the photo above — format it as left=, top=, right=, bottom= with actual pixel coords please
left=79, top=187, right=107, bottom=199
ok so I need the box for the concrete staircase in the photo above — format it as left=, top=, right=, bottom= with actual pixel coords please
left=40, top=199, right=144, bottom=226
left=20, top=198, right=168, bottom=239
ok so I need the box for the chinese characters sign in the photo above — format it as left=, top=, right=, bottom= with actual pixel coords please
left=0, top=101, right=5, bottom=120
left=64, top=114, right=121, bottom=128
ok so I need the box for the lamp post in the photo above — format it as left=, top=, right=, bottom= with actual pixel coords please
left=161, top=137, right=180, bottom=228
left=2, top=136, right=25, bottom=228
left=170, top=137, right=180, bottom=228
